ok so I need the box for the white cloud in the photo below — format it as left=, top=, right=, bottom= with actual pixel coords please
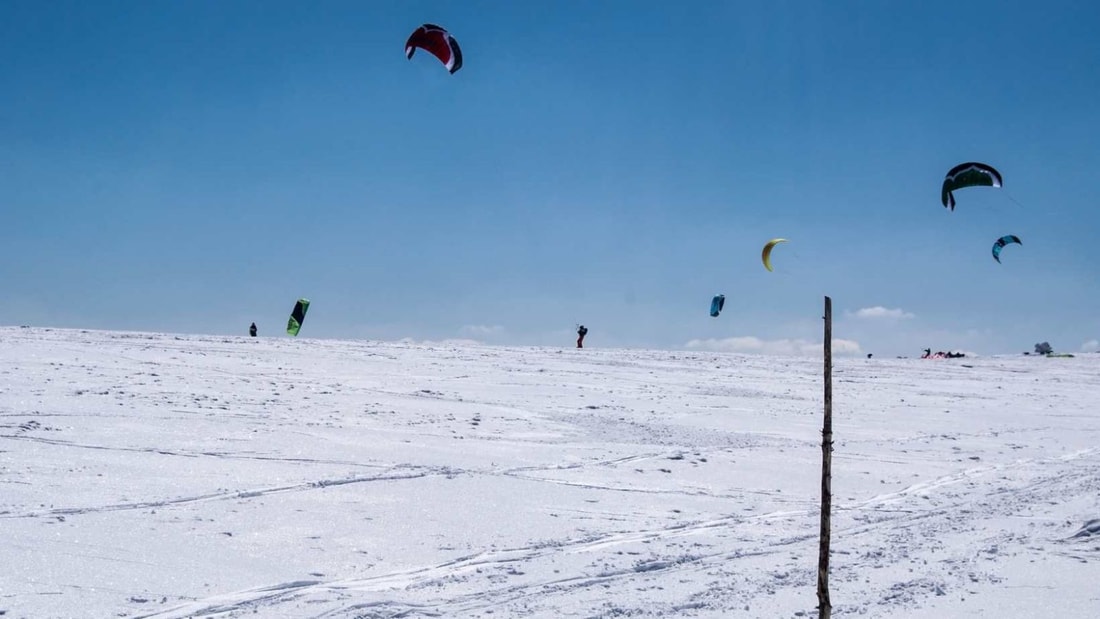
left=830, top=339, right=864, bottom=355
left=685, top=336, right=862, bottom=356
left=848, top=306, right=915, bottom=320
left=1081, top=339, right=1099, bottom=352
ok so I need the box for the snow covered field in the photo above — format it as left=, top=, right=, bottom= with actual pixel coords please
left=1, top=326, right=1098, bottom=618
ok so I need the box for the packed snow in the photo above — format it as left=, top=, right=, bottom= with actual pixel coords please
left=1, top=326, right=1098, bottom=618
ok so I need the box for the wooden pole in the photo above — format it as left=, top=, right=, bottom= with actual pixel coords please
left=817, top=296, right=833, bottom=618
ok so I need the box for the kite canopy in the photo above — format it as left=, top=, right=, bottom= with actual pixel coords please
left=992, top=235, right=1021, bottom=263
left=941, top=162, right=1003, bottom=211
left=405, top=24, right=463, bottom=74
left=287, top=298, right=310, bottom=336
left=761, top=238, right=788, bottom=272
left=710, top=294, right=725, bottom=317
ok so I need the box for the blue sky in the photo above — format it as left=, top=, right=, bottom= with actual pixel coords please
left=3, top=0, right=1098, bottom=356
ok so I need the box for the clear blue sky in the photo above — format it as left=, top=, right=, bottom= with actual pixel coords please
left=3, top=0, right=1098, bottom=356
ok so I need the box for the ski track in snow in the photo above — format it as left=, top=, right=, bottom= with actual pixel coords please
left=125, top=449, right=1100, bottom=618
left=1, top=327, right=1098, bottom=618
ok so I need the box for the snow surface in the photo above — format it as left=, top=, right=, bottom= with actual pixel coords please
left=1, top=326, right=1098, bottom=618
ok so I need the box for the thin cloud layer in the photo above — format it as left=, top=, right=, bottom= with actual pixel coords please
left=848, top=306, right=915, bottom=320
left=459, top=325, right=505, bottom=337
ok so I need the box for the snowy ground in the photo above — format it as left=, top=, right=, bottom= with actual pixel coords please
left=1, top=327, right=1098, bottom=618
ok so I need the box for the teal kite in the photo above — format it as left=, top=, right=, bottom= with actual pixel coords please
left=992, top=235, right=1021, bottom=263
left=710, top=294, right=725, bottom=317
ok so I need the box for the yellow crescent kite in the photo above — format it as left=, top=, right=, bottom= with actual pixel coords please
left=761, top=238, right=788, bottom=272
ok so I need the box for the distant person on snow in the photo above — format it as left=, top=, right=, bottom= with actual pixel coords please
left=249, top=322, right=258, bottom=337
left=576, top=325, right=588, bottom=349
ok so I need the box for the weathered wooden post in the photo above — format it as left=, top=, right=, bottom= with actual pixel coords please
left=817, top=296, right=833, bottom=618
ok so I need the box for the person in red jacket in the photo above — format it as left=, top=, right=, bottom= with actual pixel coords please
left=576, top=325, right=588, bottom=349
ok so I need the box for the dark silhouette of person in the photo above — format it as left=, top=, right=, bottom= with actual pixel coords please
left=249, top=322, right=258, bottom=337
left=576, top=325, right=588, bottom=349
